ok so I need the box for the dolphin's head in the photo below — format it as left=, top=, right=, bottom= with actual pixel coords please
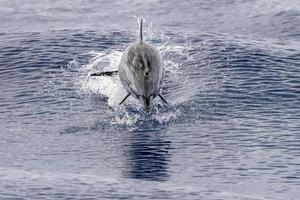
left=132, top=47, right=156, bottom=111
left=135, top=56, right=153, bottom=111
left=132, top=53, right=151, bottom=81
left=126, top=43, right=163, bottom=111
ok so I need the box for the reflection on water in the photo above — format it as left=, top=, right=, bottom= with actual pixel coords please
left=122, top=130, right=172, bottom=181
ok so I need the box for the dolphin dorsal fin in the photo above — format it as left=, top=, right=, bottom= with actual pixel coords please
left=138, top=18, right=143, bottom=44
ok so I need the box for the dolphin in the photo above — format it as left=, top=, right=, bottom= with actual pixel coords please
left=91, top=18, right=167, bottom=111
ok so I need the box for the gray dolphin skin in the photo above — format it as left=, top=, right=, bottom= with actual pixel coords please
left=91, top=18, right=167, bottom=111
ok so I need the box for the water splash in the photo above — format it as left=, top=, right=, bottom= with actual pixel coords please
left=72, top=38, right=192, bottom=130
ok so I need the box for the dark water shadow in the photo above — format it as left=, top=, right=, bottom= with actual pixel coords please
left=122, top=130, right=172, bottom=181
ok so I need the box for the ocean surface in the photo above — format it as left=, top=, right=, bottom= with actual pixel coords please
left=0, top=0, right=300, bottom=199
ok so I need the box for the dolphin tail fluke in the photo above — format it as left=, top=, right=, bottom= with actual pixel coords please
left=158, top=94, right=168, bottom=104
left=119, top=93, right=131, bottom=105
left=138, top=18, right=143, bottom=44
left=90, top=70, right=118, bottom=77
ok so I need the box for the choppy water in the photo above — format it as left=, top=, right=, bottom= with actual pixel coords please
left=0, top=0, right=300, bottom=199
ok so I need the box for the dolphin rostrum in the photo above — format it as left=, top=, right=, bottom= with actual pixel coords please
left=90, top=18, right=167, bottom=111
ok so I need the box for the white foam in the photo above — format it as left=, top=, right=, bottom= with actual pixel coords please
left=79, top=50, right=127, bottom=107
left=112, top=112, right=139, bottom=126
left=155, top=108, right=181, bottom=124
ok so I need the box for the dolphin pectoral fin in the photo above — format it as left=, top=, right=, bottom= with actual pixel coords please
left=158, top=94, right=168, bottom=104
left=119, top=93, right=131, bottom=105
left=90, top=70, right=118, bottom=77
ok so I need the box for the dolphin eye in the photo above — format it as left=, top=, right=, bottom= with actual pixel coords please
left=138, top=63, right=144, bottom=70
left=134, top=63, right=142, bottom=70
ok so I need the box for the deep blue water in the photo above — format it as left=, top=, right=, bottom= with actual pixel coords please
left=0, top=0, right=300, bottom=199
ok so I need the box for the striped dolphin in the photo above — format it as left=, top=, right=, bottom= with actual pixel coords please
left=91, top=18, right=167, bottom=111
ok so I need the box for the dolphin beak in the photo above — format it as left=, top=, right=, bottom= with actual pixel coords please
left=143, top=96, right=151, bottom=111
